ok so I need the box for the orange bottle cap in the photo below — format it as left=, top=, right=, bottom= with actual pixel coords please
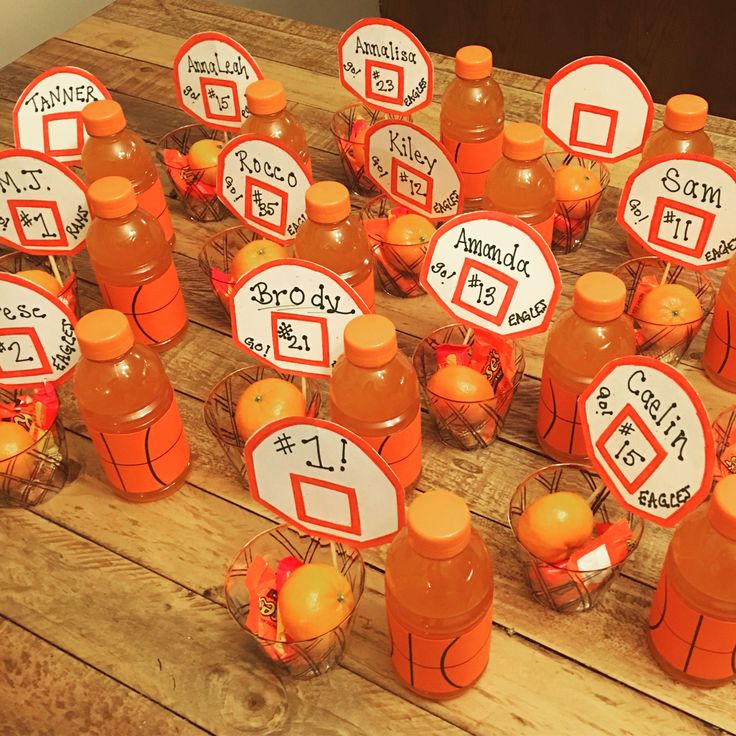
left=82, top=99, right=126, bottom=136
left=305, top=181, right=350, bottom=223
left=573, top=272, right=627, bottom=322
left=455, top=45, right=493, bottom=80
left=709, top=475, right=736, bottom=541
left=343, top=314, right=397, bottom=368
left=246, top=79, right=287, bottom=115
left=502, top=122, right=545, bottom=160
left=664, top=94, right=708, bottom=132
left=408, top=490, right=472, bottom=559
left=87, top=176, right=137, bottom=218
left=76, top=309, right=135, bottom=361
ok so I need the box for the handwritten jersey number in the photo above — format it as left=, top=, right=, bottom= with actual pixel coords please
left=302, top=433, right=348, bottom=473
left=0, top=340, right=33, bottom=364
left=614, top=439, right=646, bottom=467
left=468, top=274, right=496, bottom=307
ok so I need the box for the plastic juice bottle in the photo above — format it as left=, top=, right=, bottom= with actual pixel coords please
left=627, top=94, right=713, bottom=258
left=81, top=99, right=175, bottom=248
left=648, top=475, right=736, bottom=687
left=385, top=489, right=494, bottom=698
left=240, top=79, right=312, bottom=176
left=537, top=272, right=636, bottom=462
left=484, top=122, right=555, bottom=244
left=294, top=181, right=374, bottom=310
left=86, top=176, right=188, bottom=350
left=440, top=45, right=504, bottom=207
left=704, top=254, right=736, bottom=391
left=73, top=309, right=191, bottom=502
left=330, top=314, right=421, bottom=490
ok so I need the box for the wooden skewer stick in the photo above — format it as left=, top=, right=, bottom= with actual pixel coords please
left=586, top=485, right=609, bottom=512
left=660, top=262, right=671, bottom=287
left=330, top=541, right=338, bottom=569
left=462, top=329, right=473, bottom=346
left=300, top=375, right=308, bottom=401
left=47, top=256, right=63, bottom=286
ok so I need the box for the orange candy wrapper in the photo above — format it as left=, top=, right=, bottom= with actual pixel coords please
left=336, top=118, right=369, bottom=175
left=0, top=384, right=59, bottom=440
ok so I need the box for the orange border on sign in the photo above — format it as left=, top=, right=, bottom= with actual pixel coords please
left=7, top=199, right=68, bottom=248
left=419, top=210, right=562, bottom=339
left=291, top=473, right=362, bottom=535
left=12, top=66, right=111, bottom=166
left=199, top=77, right=241, bottom=123
left=647, top=196, right=715, bottom=260
left=172, top=32, right=263, bottom=132
left=337, top=17, right=434, bottom=115
left=616, top=153, right=736, bottom=270
left=271, top=310, right=330, bottom=368
left=229, top=258, right=370, bottom=380
left=365, top=59, right=404, bottom=105
left=0, top=326, right=52, bottom=379
left=451, top=258, right=517, bottom=327
left=569, top=102, right=618, bottom=154
left=579, top=355, right=715, bottom=528
left=42, top=111, right=85, bottom=158
left=541, top=55, right=654, bottom=162
left=244, top=416, right=406, bottom=548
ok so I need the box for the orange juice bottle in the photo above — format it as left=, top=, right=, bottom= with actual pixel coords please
left=648, top=475, right=736, bottom=687
left=74, top=309, right=191, bottom=502
left=537, top=272, right=636, bottom=462
left=81, top=100, right=175, bottom=248
left=240, top=79, right=312, bottom=176
left=440, top=45, right=504, bottom=207
left=294, top=181, right=374, bottom=310
left=385, top=490, right=494, bottom=698
left=627, top=94, right=713, bottom=258
left=703, top=254, right=736, bottom=391
left=330, top=314, right=421, bottom=490
left=484, top=122, right=555, bottom=244
left=86, top=176, right=188, bottom=351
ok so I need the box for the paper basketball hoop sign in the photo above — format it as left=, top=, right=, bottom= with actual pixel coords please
left=0, top=274, right=79, bottom=388
left=365, top=120, right=463, bottom=220
left=246, top=417, right=405, bottom=547
left=542, top=56, right=654, bottom=162
left=580, top=356, right=713, bottom=527
left=217, top=134, right=312, bottom=243
left=0, top=149, right=90, bottom=256
left=173, top=32, right=263, bottom=131
left=13, top=67, right=111, bottom=166
left=338, top=18, right=433, bottom=115
left=617, top=153, right=736, bottom=269
left=230, top=259, right=370, bottom=379
left=419, top=211, right=562, bottom=339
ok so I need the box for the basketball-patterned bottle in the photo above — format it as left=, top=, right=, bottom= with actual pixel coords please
left=536, top=272, right=636, bottom=462
left=330, top=314, right=421, bottom=491
left=73, top=309, right=190, bottom=502
left=86, top=176, right=188, bottom=351
left=385, top=490, right=494, bottom=698
left=703, top=254, right=736, bottom=392
left=648, top=475, right=736, bottom=687
left=81, top=99, right=175, bottom=247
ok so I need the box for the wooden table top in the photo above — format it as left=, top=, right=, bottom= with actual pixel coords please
left=1, top=2, right=735, bottom=734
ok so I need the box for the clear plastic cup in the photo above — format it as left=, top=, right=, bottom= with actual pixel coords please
left=712, top=404, right=736, bottom=482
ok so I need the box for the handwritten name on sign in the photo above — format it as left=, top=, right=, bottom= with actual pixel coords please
left=338, top=18, right=433, bottom=115
left=0, top=274, right=79, bottom=388
left=365, top=120, right=463, bottom=220
left=217, top=135, right=312, bottom=243
left=245, top=416, right=405, bottom=547
left=617, top=154, right=736, bottom=268
left=0, top=149, right=90, bottom=256
left=542, top=56, right=653, bottom=162
left=13, top=67, right=111, bottom=166
left=580, top=356, right=713, bottom=527
left=419, top=211, right=562, bottom=339
left=230, top=259, right=370, bottom=379
left=173, top=32, right=263, bottom=131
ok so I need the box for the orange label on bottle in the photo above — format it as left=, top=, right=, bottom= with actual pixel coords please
left=649, top=569, right=736, bottom=683
left=387, top=603, right=492, bottom=695
left=351, top=269, right=375, bottom=312
left=703, top=298, right=736, bottom=384
left=136, top=177, right=175, bottom=243
left=89, top=398, right=190, bottom=495
left=441, top=132, right=503, bottom=200
left=363, top=410, right=421, bottom=489
left=533, top=213, right=554, bottom=246
left=537, top=369, right=587, bottom=459
left=98, top=262, right=188, bottom=347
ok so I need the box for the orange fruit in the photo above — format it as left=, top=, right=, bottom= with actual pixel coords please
left=187, top=139, right=224, bottom=186
left=234, top=377, right=306, bottom=441
left=277, top=562, right=355, bottom=641
left=0, top=422, right=36, bottom=494
left=380, top=213, right=434, bottom=292
left=229, top=239, right=285, bottom=284
left=16, top=269, right=61, bottom=295
left=427, top=364, right=495, bottom=425
left=634, top=283, right=703, bottom=351
left=385, top=213, right=435, bottom=247
left=554, top=164, right=602, bottom=219
left=517, top=491, right=595, bottom=564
